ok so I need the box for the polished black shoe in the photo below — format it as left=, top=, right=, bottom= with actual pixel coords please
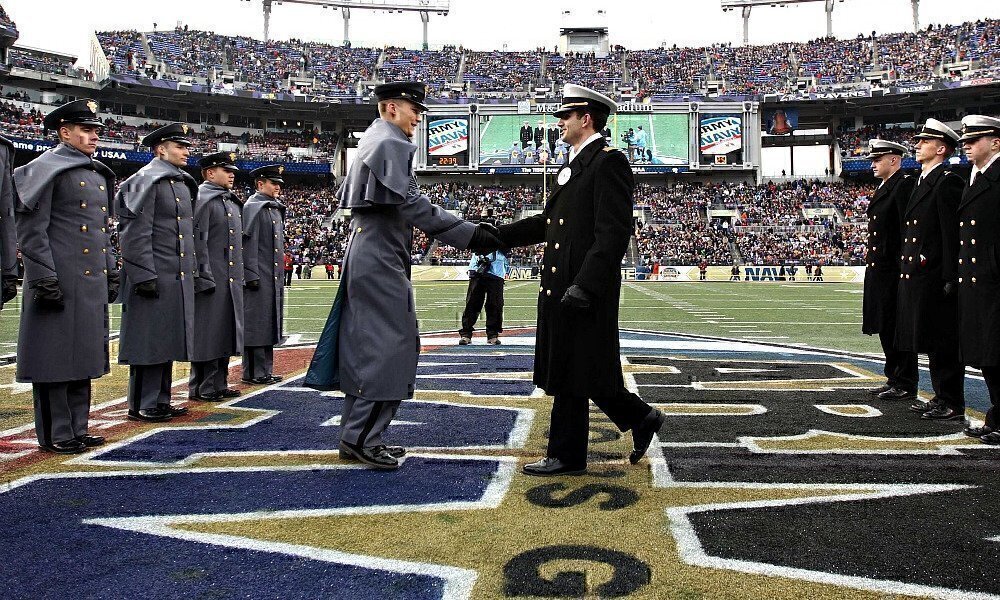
left=522, top=457, right=586, bottom=476
left=158, top=404, right=189, bottom=417
left=127, top=408, right=173, bottom=422
left=629, top=408, right=666, bottom=464
left=190, top=391, right=225, bottom=401
left=338, top=441, right=399, bottom=470
left=39, top=439, right=87, bottom=454
left=75, top=435, right=106, bottom=447
left=241, top=376, right=274, bottom=385
left=266, top=375, right=283, bottom=383
left=220, top=388, right=242, bottom=398
left=867, top=383, right=892, bottom=396
left=909, top=397, right=940, bottom=413
left=339, top=445, right=406, bottom=460
left=964, top=425, right=994, bottom=438
left=980, top=431, right=1000, bottom=445
left=920, top=405, right=965, bottom=421
left=877, top=387, right=917, bottom=401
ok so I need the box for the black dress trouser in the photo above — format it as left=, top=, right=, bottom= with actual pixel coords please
left=547, top=390, right=654, bottom=466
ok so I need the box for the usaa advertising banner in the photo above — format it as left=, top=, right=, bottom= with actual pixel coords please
left=699, top=114, right=743, bottom=166
left=427, top=116, right=469, bottom=167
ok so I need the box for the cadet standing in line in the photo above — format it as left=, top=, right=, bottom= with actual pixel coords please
left=190, top=151, right=244, bottom=400
left=241, top=165, right=285, bottom=385
left=13, top=99, right=117, bottom=453
left=896, top=119, right=966, bottom=420
left=955, top=115, right=1000, bottom=442
left=117, top=123, right=198, bottom=422
left=0, top=132, right=18, bottom=308
left=495, top=84, right=665, bottom=476
left=862, top=140, right=918, bottom=402
left=305, top=81, right=501, bottom=470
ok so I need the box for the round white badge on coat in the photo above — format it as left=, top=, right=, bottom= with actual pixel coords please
left=557, top=168, right=571, bottom=186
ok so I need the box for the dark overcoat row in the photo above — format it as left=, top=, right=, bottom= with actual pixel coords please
left=862, top=170, right=914, bottom=335
left=499, top=138, right=634, bottom=398
left=894, top=165, right=965, bottom=353
left=957, top=158, right=1000, bottom=367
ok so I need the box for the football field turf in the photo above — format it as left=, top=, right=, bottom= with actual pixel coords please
left=5, top=279, right=997, bottom=600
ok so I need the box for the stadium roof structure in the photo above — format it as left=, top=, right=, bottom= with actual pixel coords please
left=721, top=0, right=923, bottom=44
left=247, top=0, right=450, bottom=48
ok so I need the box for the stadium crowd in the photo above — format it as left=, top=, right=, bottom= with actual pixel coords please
left=93, top=19, right=1000, bottom=98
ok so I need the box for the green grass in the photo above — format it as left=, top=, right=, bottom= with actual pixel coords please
left=278, top=279, right=879, bottom=356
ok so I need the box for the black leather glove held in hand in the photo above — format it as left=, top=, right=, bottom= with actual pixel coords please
left=560, top=284, right=592, bottom=310
left=107, top=271, right=121, bottom=303
left=134, top=279, right=159, bottom=299
left=943, top=281, right=956, bottom=298
left=245, top=279, right=261, bottom=291
left=1, top=274, right=17, bottom=304
left=32, top=277, right=64, bottom=310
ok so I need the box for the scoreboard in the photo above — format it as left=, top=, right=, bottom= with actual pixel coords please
left=415, top=101, right=760, bottom=174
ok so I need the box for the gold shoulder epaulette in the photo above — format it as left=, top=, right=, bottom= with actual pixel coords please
left=603, top=146, right=617, bottom=152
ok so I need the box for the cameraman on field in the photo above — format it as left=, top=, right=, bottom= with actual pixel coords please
left=459, top=213, right=509, bottom=346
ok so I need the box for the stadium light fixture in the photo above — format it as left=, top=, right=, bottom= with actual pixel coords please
left=256, top=0, right=450, bottom=47
left=720, top=0, right=856, bottom=44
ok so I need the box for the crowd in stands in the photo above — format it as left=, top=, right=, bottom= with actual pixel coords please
left=92, top=19, right=1000, bottom=98
left=838, top=124, right=920, bottom=158
left=0, top=4, right=15, bottom=31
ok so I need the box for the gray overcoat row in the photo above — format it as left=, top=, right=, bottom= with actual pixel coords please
left=116, top=158, right=198, bottom=365
left=192, top=182, right=245, bottom=361
left=0, top=136, right=18, bottom=299
left=241, top=191, right=284, bottom=347
left=13, top=143, right=116, bottom=383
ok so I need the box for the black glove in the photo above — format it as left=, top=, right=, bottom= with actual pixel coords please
left=134, top=279, right=159, bottom=299
left=468, top=224, right=502, bottom=253
left=1, top=274, right=17, bottom=304
left=32, top=277, right=64, bottom=311
left=560, top=284, right=592, bottom=310
left=107, top=271, right=120, bottom=303
left=943, top=281, right=956, bottom=298
left=245, top=279, right=261, bottom=291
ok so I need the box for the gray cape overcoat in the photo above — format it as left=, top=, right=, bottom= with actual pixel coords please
left=192, top=182, right=245, bottom=361
left=14, top=143, right=116, bottom=382
left=241, top=191, right=284, bottom=347
left=116, top=158, right=198, bottom=365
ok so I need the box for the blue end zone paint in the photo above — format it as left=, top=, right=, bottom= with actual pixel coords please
left=417, top=354, right=538, bottom=396
left=92, top=390, right=522, bottom=464
left=1, top=457, right=500, bottom=599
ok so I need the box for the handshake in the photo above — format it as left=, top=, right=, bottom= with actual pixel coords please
left=467, top=222, right=506, bottom=253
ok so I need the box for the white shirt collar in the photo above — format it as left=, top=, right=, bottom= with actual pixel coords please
left=568, top=132, right=604, bottom=164
left=971, top=152, right=1000, bottom=184
left=920, top=161, right=944, bottom=181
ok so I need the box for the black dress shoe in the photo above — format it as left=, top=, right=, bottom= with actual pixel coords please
left=75, top=435, right=106, bottom=447
left=127, top=407, right=173, bottom=422
left=909, top=397, right=940, bottom=413
left=39, top=439, right=87, bottom=454
left=877, top=387, right=917, bottom=401
left=522, top=457, right=586, bottom=476
left=220, top=388, right=242, bottom=398
left=920, top=405, right=965, bottom=421
left=965, top=425, right=994, bottom=438
left=339, top=445, right=406, bottom=460
left=868, top=383, right=892, bottom=396
left=158, top=404, right=189, bottom=417
left=266, top=375, right=283, bottom=383
left=241, top=376, right=274, bottom=385
left=630, top=408, right=666, bottom=464
left=190, top=391, right=225, bottom=401
left=338, top=441, right=399, bottom=469
left=980, top=431, right=1000, bottom=445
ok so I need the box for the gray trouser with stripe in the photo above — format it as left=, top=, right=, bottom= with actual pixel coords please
left=242, top=346, right=273, bottom=380
left=340, top=394, right=401, bottom=448
left=33, top=380, right=91, bottom=445
left=128, top=362, right=173, bottom=411
left=190, top=357, right=230, bottom=397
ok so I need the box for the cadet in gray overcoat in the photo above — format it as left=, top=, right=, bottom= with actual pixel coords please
left=116, top=123, right=198, bottom=422
left=305, top=81, right=501, bottom=470
left=0, top=134, right=18, bottom=306
left=190, top=151, right=245, bottom=400
left=241, top=165, right=285, bottom=384
left=13, top=99, right=117, bottom=454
